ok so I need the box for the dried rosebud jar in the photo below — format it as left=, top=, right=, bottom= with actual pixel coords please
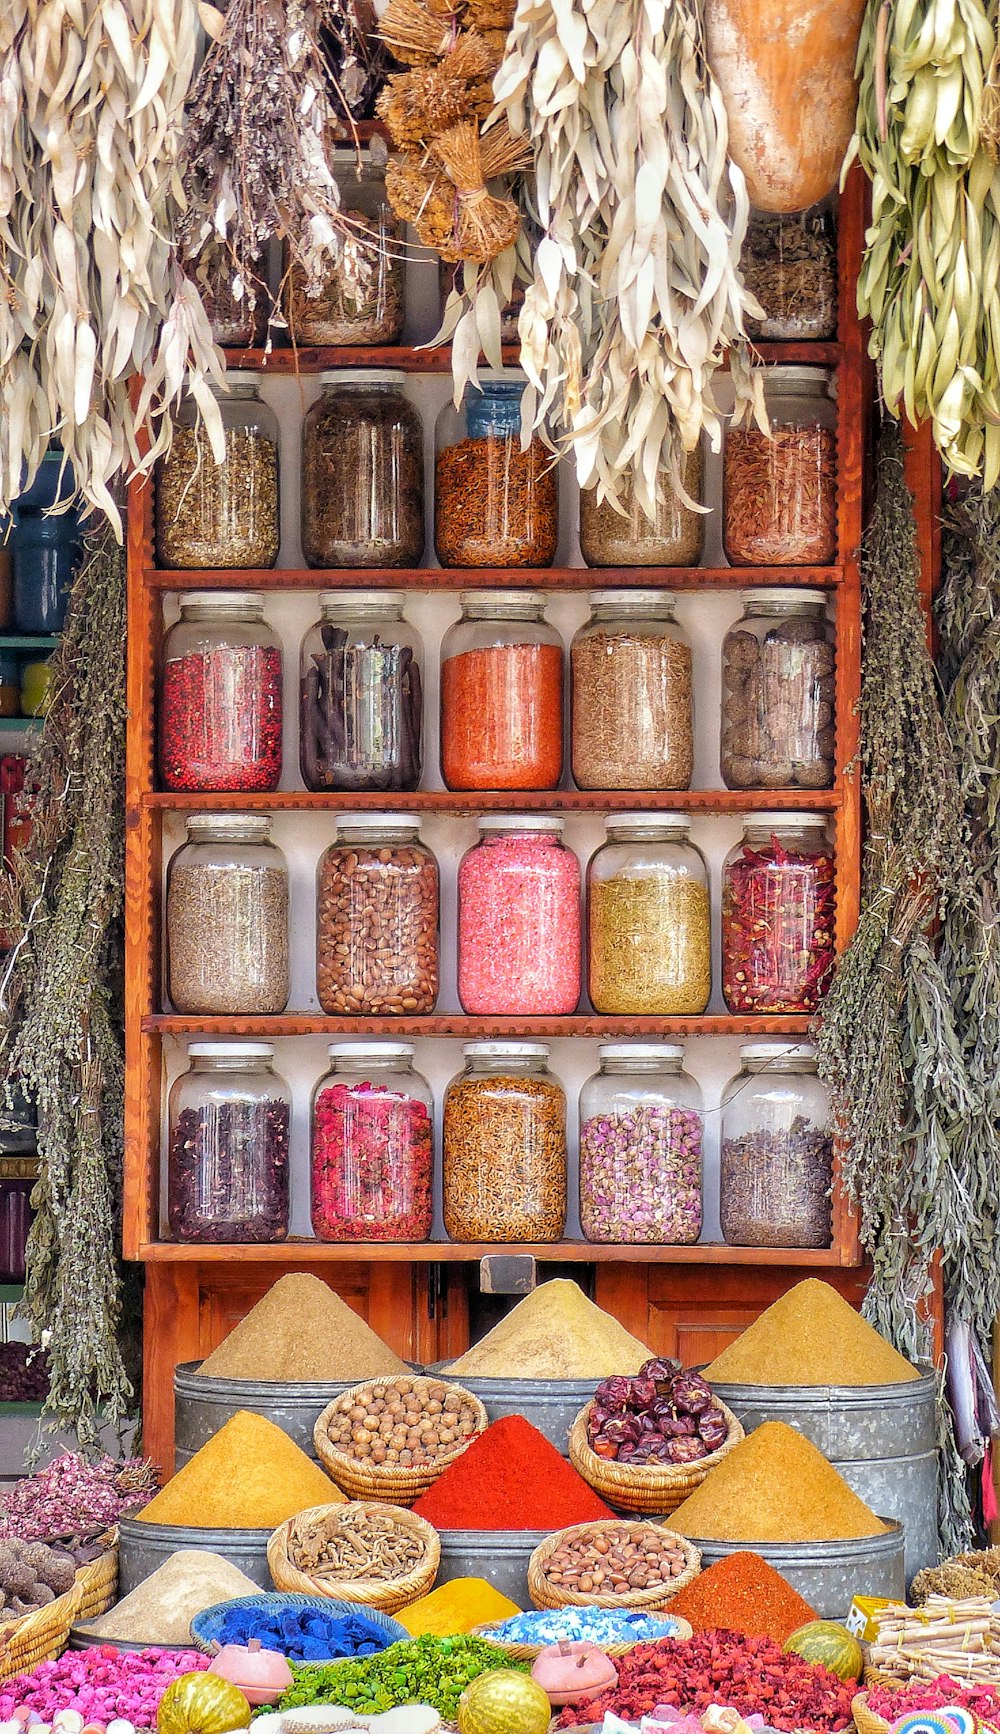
left=721, top=814, right=835, bottom=1014
left=721, top=588, right=835, bottom=790
left=155, top=375, right=280, bottom=570
left=167, top=1042, right=290, bottom=1244
left=443, top=1042, right=567, bottom=1243
left=723, top=367, right=837, bottom=566
left=579, top=1043, right=703, bottom=1245
left=434, top=375, right=558, bottom=569
left=311, top=1042, right=433, bottom=1242
left=720, top=1041, right=833, bottom=1249
left=158, top=591, right=283, bottom=793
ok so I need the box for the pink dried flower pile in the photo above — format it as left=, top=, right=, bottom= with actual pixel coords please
left=0, top=1457, right=158, bottom=1550
left=0, top=1646, right=209, bottom=1728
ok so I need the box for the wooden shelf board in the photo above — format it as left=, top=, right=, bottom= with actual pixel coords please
left=222, top=341, right=843, bottom=375
left=0, top=717, right=39, bottom=733
left=146, top=565, right=844, bottom=592
left=144, top=1013, right=813, bottom=1037
left=142, top=789, right=841, bottom=814
left=0, top=636, right=59, bottom=652
left=138, top=1238, right=849, bottom=1266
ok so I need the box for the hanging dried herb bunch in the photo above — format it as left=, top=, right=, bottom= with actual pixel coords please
left=377, top=35, right=497, bottom=147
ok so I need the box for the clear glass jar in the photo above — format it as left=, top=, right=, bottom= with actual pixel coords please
left=723, top=368, right=837, bottom=566
left=722, top=815, right=835, bottom=1014
left=166, top=813, right=290, bottom=1015
left=579, top=448, right=705, bottom=568
left=14, top=513, right=80, bottom=632
left=571, top=592, right=694, bottom=791
left=316, top=815, right=439, bottom=1016
left=457, top=817, right=581, bottom=1016
left=311, top=1042, right=433, bottom=1242
left=435, top=375, right=558, bottom=569
left=300, top=590, right=423, bottom=791
left=720, top=1042, right=833, bottom=1248
left=167, top=1042, right=290, bottom=1244
left=721, top=588, right=836, bottom=790
left=191, top=241, right=268, bottom=349
left=301, top=372, right=425, bottom=569
left=159, top=591, right=283, bottom=792
left=440, top=590, right=563, bottom=791
left=579, top=1044, right=703, bottom=1245
left=285, top=152, right=404, bottom=345
left=743, top=207, right=838, bottom=341
left=155, top=374, right=280, bottom=569
left=587, top=814, right=711, bottom=1015
left=443, top=1042, right=567, bottom=1243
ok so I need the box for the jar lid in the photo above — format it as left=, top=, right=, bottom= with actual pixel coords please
left=761, top=365, right=834, bottom=393
left=181, top=590, right=265, bottom=611
left=477, top=815, right=564, bottom=833
left=328, top=1042, right=416, bottom=1059
left=460, top=589, right=546, bottom=611
left=741, top=587, right=828, bottom=607
left=744, top=812, right=829, bottom=829
left=335, top=813, right=420, bottom=830
left=221, top=370, right=263, bottom=388
left=462, top=1041, right=549, bottom=1058
left=739, top=1041, right=816, bottom=1062
left=320, top=590, right=406, bottom=611
left=185, top=813, right=273, bottom=835
left=605, top=812, right=690, bottom=832
left=589, top=590, right=678, bottom=609
left=318, top=370, right=407, bottom=386
left=188, top=1042, right=275, bottom=1058
left=598, top=1043, right=685, bottom=1062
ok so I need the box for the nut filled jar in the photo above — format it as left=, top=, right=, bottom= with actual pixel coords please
left=720, top=1042, right=833, bottom=1249
left=440, top=590, right=563, bottom=791
left=578, top=448, right=705, bottom=567
left=722, top=814, right=835, bottom=1014
left=721, top=588, right=836, bottom=790
left=457, top=817, right=581, bottom=1016
left=155, top=375, right=280, bottom=569
left=571, top=591, right=694, bottom=790
left=316, top=815, right=439, bottom=1015
left=723, top=368, right=837, bottom=566
left=301, top=373, right=424, bottom=569
left=579, top=1043, right=703, bottom=1245
left=587, top=814, right=711, bottom=1015
left=742, top=207, right=838, bottom=341
left=159, top=591, right=283, bottom=792
left=285, top=152, right=404, bottom=345
left=443, top=1042, right=567, bottom=1243
left=167, top=1042, right=290, bottom=1244
left=311, top=1042, right=433, bottom=1242
left=300, top=591, right=423, bottom=792
left=435, top=375, right=558, bottom=568
left=166, top=813, right=289, bottom=1015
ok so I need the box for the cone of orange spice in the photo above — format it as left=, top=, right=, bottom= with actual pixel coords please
left=665, top=1549, right=817, bottom=1643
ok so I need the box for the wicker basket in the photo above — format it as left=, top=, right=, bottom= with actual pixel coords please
left=75, top=1542, right=119, bottom=1623
left=267, top=1500, right=440, bottom=1615
left=851, top=1689, right=897, bottom=1734
left=527, top=1521, right=701, bottom=1612
left=472, top=1616, right=693, bottom=1661
left=568, top=1402, right=744, bottom=1517
left=0, top=1578, right=84, bottom=1682
left=314, top=1376, right=488, bottom=1507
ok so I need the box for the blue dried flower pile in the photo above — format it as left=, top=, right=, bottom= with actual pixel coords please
left=214, top=1601, right=394, bottom=1661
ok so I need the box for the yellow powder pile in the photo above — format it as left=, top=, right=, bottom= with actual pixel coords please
left=197, top=1275, right=409, bottom=1382
left=79, top=1550, right=259, bottom=1644
left=671, top=1421, right=888, bottom=1543
left=140, top=1412, right=343, bottom=1529
left=446, top=1280, right=652, bottom=1379
left=703, top=1280, right=919, bottom=1387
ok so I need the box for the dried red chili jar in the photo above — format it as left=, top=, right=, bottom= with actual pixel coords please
left=159, top=591, right=283, bottom=792
left=311, top=1042, right=433, bottom=1243
left=440, top=590, right=564, bottom=791
left=721, top=814, right=835, bottom=1014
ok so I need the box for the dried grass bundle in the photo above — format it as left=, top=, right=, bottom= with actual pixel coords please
left=376, top=37, right=495, bottom=146
left=464, top=0, right=516, bottom=30
left=432, top=123, right=520, bottom=262
left=386, top=160, right=460, bottom=257
left=379, top=0, right=463, bottom=62
left=983, top=37, right=1000, bottom=159
left=480, top=120, right=534, bottom=179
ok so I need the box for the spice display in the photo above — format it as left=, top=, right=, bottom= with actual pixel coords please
left=279, top=1638, right=529, bottom=1720
left=457, top=822, right=580, bottom=1016
left=311, top=1046, right=433, bottom=1243
left=442, top=1044, right=568, bottom=1243
left=77, top=1552, right=259, bottom=1647
left=316, top=822, right=438, bottom=1016
left=284, top=152, right=405, bottom=347
left=721, top=820, right=836, bottom=1014
left=137, top=1411, right=343, bottom=1528
left=300, top=594, right=423, bottom=794
left=742, top=210, right=838, bottom=341
left=0, top=1649, right=211, bottom=1729
left=670, top=1420, right=886, bottom=1542
left=664, top=1552, right=816, bottom=1643
left=281, top=1504, right=431, bottom=1588
left=500, top=1610, right=683, bottom=1649
left=412, top=1416, right=614, bottom=1531
left=301, top=378, right=425, bottom=571
left=579, top=451, right=705, bottom=568
left=869, top=1597, right=1000, bottom=1685
left=721, top=590, right=836, bottom=791
left=435, top=382, right=558, bottom=569
left=167, top=1044, right=290, bottom=1245
left=0, top=1453, right=157, bottom=1555
left=166, top=815, right=289, bottom=1017
left=720, top=1043, right=833, bottom=1250
left=0, top=1537, right=76, bottom=1618
left=0, top=1342, right=48, bottom=1401
left=319, top=1377, right=484, bottom=1472
left=396, top=1582, right=522, bottom=1640
left=579, top=1045, right=703, bottom=1245
left=703, top=1280, right=919, bottom=1386
left=159, top=594, right=282, bottom=795
left=571, top=594, right=693, bottom=792
left=200, top=1600, right=398, bottom=1662
left=724, top=428, right=838, bottom=566
left=156, top=380, right=280, bottom=570
left=535, top=1525, right=692, bottom=1600
left=587, top=817, right=711, bottom=1016
left=445, top=1280, right=653, bottom=1379
left=588, top=1363, right=728, bottom=1466
left=440, top=591, right=564, bottom=791
left=196, top=1274, right=409, bottom=1382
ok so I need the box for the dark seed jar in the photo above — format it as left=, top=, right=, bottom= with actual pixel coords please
left=721, top=588, right=836, bottom=790
left=299, top=590, right=423, bottom=791
left=720, top=1041, right=833, bottom=1249
left=167, top=1042, right=290, bottom=1244
left=301, top=372, right=425, bottom=570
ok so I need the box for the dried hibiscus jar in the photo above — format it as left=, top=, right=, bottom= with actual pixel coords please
left=721, top=813, right=835, bottom=1015
left=440, top=589, right=564, bottom=791
left=578, top=447, right=705, bottom=568
left=285, top=151, right=404, bottom=345
left=720, top=1041, right=833, bottom=1249
left=300, top=591, right=423, bottom=792
left=158, top=591, right=283, bottom=792
left=571, top=591, right=693, bottom=791
left=742, top=206, right=838, bottom=341
left=457, top=816, right=581, bottom=1016
left=434, top=374, right=558, bottom=569
left=721, top=587, right=835, bottom=790
left=723, top=366, right=837, bottom=566
left=167, top=1042, right=290, bottom=1244
left=301, top=373, right=425, bottom=570
left=316, top=815, right=439, bottom=1016
left=443, top=1042, right=567, bottom=1243
left=311, top=1042, right=433, bottom=1242
left=587, top=814, right=711, bottom=1016
left=166, top=812, right=290, bottom=1015
left=579, top=1043, right=703, bottom=1245
left=155, top=374, right=280, bottom=569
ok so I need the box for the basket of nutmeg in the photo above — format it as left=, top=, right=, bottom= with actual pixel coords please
left=314, top=1375, right=488, bottom=1505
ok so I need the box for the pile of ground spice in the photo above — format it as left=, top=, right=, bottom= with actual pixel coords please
left=670, top=1421, right=887, bottom=1542
left=704, top=1281, right=918, bottom=1386
left=445, top=1280, right=652, bottom=1379
left=665, top=1549, right=817, bottom=1641
left=78, top=1549, right=259, bottom=1644
left=139, top=1412, right=343, bottom=1529
left=197, top=1275, right=409, bottom=1382
left=411, top=1415, right=614, bottom=1530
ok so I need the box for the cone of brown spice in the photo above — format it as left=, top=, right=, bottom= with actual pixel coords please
left=196, top=1273, right=410, bottom=1382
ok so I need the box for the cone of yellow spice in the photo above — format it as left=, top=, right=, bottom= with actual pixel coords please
left=670, top=1421, right=887, bottom=1543
left=140, top=1411, right=344, bottom=1529
left=703, top=1281, right=919, bottom=1387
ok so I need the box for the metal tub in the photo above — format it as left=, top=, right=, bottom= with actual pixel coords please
left=430, top=1368, right=596, bottom=1457
left=688, top=1522, right=905, bottom=1620
left=118, top=1515, right=273, bottom=1594
left=434, top=1529, right=550, bottom=1606
left=174, top=1361, right=419, bottom=1466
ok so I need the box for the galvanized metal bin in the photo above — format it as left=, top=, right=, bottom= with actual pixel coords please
left=118, top=1515, right=273, bottom=1594
left=430, top=1367, right=596, bottom=1456
left=687, top=1521, right=905, bottom=1619
left=174, top=1361, right=418, bottom=1466
left=434, top=1529, right=550, bottom=1605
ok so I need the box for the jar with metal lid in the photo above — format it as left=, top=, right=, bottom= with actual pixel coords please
left=721, top=588, right=835, bottom=789
left=443, top=1042, right=567, bottom=1243
left=723, top=368, right=837, bottom=566
left=457, top=817, right=581, bottom=1016
left=440, top=590, right=563, bottom=790
left=285, top=152, right=404, bottom=345
left=311, top=1042, right=433, bottom=1242
left=435, top=374, right=558, bottom=569
left=167, top=1042, right=290, bottom=1244
left=300, top=591, right=423, bottom=791
left=720, top=1041, right=833, bottom=1248
left=579, top=448, right=705, bottom=567
left=316, top=815, right=439, bottom=1016
left=165, top=813, right=290, bottom=1015
left=742, top=207, right=838, bottom=341
left=155, top=375, right=280, bottom=569
left=722, top=815, right=835, bottom=1014
left=159, top=591, right=283, bottom=792
left=587, top=814, right=711, bottom=1015
left=579, top=1044, right=703, bottom=1245
left=301, top=372, right=425, bottom=569
left=571, top=591, right=694, bottom=790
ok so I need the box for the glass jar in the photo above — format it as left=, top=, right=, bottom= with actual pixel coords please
left=721, top=814, right=835, bottom=1015
left=571, top=592, right=693, bottom=791
left=311, top=1042, right=433, bottom=1242
left=723, top=368, right=837, bottom=566
left=155, top=375, right=280, bottom=569
left=443, top=1042, right=567, bottom=1243
left=0, top=1156, right=37, bottom=1285
left=191, top=241, right=268, bottom=349
left=165, top=813, right=289, bottom=1015
left=301, top=373, right=425, bottom=570
left=316, top=816, right=439, bottom=1016
left=0, top=657, right=20, bottom=718
left=285, top=152, right=404, bottom=345
left=435, top=375, right=558, bottom=568
left=720, top=1042, right=833, bottom=1248
left=579, top=1044, right=703, bottom=1245
left=579, top=449, right=705, bottom=568
left=721, top=588, right=836, bottom=790
left=587, top=814, right=711, bottom=1015
left=159, top=591, right=283, bottom=792
left=300, top=590, right=423, bottom=792
left=457, top=817, right=581, bottom=1016
left=440, top=590, right=563, bottom=791
left=742, top=207, right=838, bottom=341
left=14, top=513, right=79, bottom=632
left=21, top=658, right=53, bottom=717
left=167, top=1042, right=291, bottom=1244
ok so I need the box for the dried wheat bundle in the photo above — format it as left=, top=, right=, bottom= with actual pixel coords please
left=432, top=123, right=520, bottom=261
left=377, top=36, right=495, bottom=146
left=385, top=159, right=460, bottom=256
left=379, top=0, right=463, bottom=62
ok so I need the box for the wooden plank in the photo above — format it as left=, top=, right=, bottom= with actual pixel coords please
left=138, top=1239, right=851, bottom=1266
left=144, top=789, right=842, bottom=814
left=220, top=341, right=841, bottom=375
left=144, top=1012, right=814, bottom=1037
left=145, top=565, right=845, bottom=592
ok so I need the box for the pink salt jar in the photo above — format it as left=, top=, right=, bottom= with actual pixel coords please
left=457, top=816, right=581, bottom=1015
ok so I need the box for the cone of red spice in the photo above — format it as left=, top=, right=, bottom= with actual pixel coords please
left=411, top=1414, right=614, bottom=1530
left=665, top=1549, right=817, bottom=1642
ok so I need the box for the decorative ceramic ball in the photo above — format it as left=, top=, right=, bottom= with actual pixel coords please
left=457, top=1670, right=551, bottom=1734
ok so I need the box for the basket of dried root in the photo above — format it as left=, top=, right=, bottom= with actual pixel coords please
left=267, top=1501, right=440, bottom=1613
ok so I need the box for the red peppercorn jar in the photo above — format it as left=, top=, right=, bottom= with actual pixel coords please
left=167, top=1042, right=291, bottom=1244
left=457, top=817, right=581, bottom=1016
left=311, top=1042, right=434, bottom=1243
left=159, top=591, right=283, bottom=792
left=440, top=590, right=564, bottom=791
left=721, top=814, right=835, bottom=1014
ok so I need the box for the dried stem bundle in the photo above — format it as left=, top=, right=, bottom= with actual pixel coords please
left=432, top=123, right=520, bottom=261
left=377, top=36, right=495, bottom=146
left=379, top=0, right=463, bottom=62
